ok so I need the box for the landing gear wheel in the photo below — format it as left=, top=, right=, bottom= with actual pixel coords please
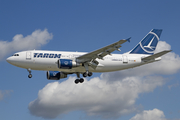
left=83, top=72, right=88, bottom=77
left=28, top=74, right=32, bottom=78
left=79, top=78, right=84, bottom=83
left=88, top=72, right=93, bottom=77
left=75, top=79, right=79, bottom=84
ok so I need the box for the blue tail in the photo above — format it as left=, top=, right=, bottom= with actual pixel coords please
left=129, top=29, right=162, bottom=54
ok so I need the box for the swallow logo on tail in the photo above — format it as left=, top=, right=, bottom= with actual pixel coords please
left=129, top=29, right=162, bottom=54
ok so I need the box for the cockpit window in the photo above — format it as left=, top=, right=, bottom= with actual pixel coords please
left=12, top=54, right=19, bottom=56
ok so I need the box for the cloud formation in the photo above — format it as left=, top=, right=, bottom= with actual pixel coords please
left=29, top=76, right=165, bottom=119
left=0, top=29, right=53, bottom=60
left=130, top=109, right=166, bottom=120
left=0, top=90, right=13, bottom=101
left=28, top=41, right=180, bottom=119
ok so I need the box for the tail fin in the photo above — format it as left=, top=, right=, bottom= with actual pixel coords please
left=129, top=29, right=162, bottom=55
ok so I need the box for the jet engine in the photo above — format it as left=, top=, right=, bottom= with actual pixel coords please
left=57, top=59, right=80, bottom=69
left=47, top=71, right=67, bottom=80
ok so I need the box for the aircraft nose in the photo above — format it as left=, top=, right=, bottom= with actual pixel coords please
left=6, top=57, right=13, bottom=64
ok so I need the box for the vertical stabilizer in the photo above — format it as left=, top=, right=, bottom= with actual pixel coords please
left=129, top=29, right=162, bottom=54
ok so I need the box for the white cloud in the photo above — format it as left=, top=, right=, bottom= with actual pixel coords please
left=0, top=29, right=53, bottom=60
left=28, top=76, right=165, bottom=119
left=168, top=83, right=179, bottom=90
left=130, top=109, right=166, bottom=120
left=0, top=90, right=13, bottom=101
left=155, top=41, right=171, bottom=53
left=28, top=41, right=180, bottom=119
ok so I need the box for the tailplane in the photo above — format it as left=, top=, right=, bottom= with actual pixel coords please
left=129, top=29, right=162, bottom=55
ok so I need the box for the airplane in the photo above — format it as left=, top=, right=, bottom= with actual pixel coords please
left=6, top=29, right=171, bottom=84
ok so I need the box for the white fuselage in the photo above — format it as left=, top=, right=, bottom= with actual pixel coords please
left=6, top=50, right=157, bottom=73
left=6, top=29, right=166, bottom=83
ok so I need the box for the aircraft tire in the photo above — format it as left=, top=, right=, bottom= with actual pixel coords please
left=88, top=72, right=93, bottom=77
left=83, top=72, right=88, bottom=77
left=28, top=74, right=32, bottom=78
left=79, top=78, right=84, bottom=83
left=75, top=79, right=79, bottom=84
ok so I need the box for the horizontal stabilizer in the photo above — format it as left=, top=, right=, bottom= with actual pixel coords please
left=142, top=50, right=172, bottom=61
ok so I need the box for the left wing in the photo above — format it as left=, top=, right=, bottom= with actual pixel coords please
left=76, top=38, right=131, bottom=63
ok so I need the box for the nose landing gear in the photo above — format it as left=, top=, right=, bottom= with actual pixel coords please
left=27, top=68, right=32, bottom=78
left=28, top=74, right=32, bottom=78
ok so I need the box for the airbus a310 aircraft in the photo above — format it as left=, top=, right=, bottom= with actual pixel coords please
left=6, top=29, right=171, bottom=84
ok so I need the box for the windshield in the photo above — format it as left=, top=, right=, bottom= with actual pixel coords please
left=12, top=54, right=19, bottom=56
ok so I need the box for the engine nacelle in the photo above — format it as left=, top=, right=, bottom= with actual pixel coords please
left=57, top=59, right=80, bottom=69
left=47, top=71, right=67, bottom=80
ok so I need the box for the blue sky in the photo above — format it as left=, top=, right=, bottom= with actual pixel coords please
left=1, top=0, right=180, bottom=120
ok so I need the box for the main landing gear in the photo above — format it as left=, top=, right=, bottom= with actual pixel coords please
left=83, top=71, right=92, bottom=77
left=75, top=78, right=84, bottom=84
left=74, top=63, right=93, bottom=84
left=74, top=72, right=83, bottom=84
left=74, top=71, right=93, bottom=84
left=75, top=63, right=93, bottom=84
left=27, top=68, right=32, bottom=78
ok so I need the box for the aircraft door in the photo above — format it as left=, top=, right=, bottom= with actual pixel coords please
left=26, top=52, right=31, bottom=60
left=122, top=55, right=128, bottom=63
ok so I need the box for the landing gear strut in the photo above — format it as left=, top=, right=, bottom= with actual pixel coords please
left=27, top=68, right=32, bottom=78
left=82, top=63, right=93, bottom=77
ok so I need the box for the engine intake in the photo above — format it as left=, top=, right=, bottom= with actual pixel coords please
left=57, top=59, right=80, bottom=69
left=47, top=71, right=67, bottom=80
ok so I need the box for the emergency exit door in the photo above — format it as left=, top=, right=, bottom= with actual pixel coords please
left=26, top=52, right=31, bottom=60
left=122, top=55, right=128, bottom=63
